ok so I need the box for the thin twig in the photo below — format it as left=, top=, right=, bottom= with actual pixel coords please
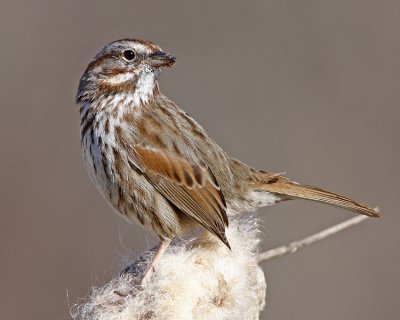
left=257, top=215, right=369, bottom=263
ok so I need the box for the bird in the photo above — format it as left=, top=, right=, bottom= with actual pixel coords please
left=76, top=39, right=380, bottom=283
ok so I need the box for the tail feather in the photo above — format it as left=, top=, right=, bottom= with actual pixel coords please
left=262, top=177, right=381, bottom=217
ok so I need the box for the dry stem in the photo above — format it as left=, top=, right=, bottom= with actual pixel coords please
left=257, top=215, right=369, bottom=263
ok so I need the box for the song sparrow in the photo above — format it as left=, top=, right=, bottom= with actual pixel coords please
left=77, top=39, right=379, bottom=282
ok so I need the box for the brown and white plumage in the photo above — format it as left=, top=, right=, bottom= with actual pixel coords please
left=77, top=39, right=380, bottom=280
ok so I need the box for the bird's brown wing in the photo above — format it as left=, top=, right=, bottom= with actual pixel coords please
left=133, top=145, right=230, bottom=248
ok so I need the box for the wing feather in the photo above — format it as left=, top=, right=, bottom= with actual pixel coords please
left=134, top=145, right=230, bottom=247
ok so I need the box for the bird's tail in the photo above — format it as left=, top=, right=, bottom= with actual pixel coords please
left=259, top=175, right=381, bottom=217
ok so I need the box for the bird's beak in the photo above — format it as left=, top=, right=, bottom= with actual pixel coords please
left=149, top=51, right=176, bottom=68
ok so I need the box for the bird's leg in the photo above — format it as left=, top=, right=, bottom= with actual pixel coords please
left=141, top=238, right=172, bottom=285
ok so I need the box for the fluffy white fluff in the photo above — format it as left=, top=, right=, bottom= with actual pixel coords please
left=72, top=217, right=267, bottom=320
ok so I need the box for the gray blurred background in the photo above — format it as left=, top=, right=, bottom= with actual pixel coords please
left=1, top=1, right=399, bottom=319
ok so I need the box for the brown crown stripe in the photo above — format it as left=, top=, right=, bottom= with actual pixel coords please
left=122, top=38, right=160, bottom=51
left=86, top=39, right=160, bottom=74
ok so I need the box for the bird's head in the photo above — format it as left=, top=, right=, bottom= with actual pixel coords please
left=76, top=39, right=176, bottom=105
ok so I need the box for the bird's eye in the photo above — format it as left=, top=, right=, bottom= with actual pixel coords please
left=123, top=50, right=136, bottom=61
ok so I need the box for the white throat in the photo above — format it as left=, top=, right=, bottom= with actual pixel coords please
left=103, top=68, right=157, bottom=108
left=86, top=69, right=159, bottom=116
left=133, top=72, right=157, bottom=106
